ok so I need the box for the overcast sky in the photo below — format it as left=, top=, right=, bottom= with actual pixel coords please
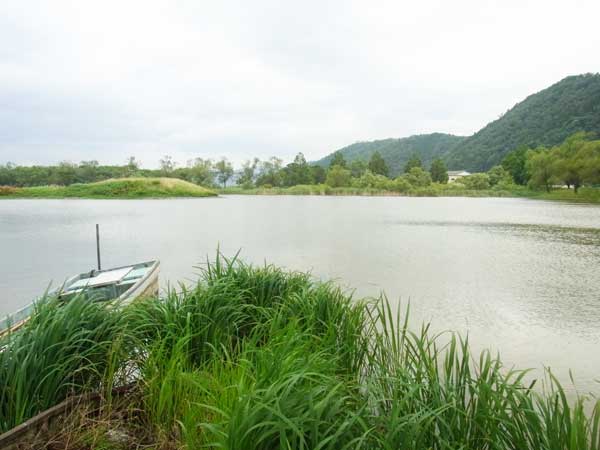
left=1, top=0, right=599, bottom=168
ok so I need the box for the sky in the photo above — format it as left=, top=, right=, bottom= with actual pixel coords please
left=1, top=0, right=599, bottom=168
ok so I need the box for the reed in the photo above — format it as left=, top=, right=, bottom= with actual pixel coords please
left=0, top=295, right=125, bottom=432
left=1, top=252, right=599, bottom=449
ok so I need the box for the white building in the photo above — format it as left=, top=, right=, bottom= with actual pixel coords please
left=447, top=170, right=471, bottom=183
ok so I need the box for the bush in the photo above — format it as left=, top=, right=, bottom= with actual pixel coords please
left=462, top=173, right=491, bottom=190
left=404, top=167, right=432, bottom=188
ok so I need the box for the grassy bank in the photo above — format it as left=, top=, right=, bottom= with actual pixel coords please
left=220, top=184, right=600, bottom=203
left=1, top=254, right=599, bottom=449
left=0, top=177, right=217, bottom=199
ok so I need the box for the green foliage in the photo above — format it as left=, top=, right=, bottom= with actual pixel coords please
left=159, top=155, right=176, bottom=174
left=179, top=157, right=215, bottom=187
left=461, top=173, right=491, bottom=190
left=329, top=151, right=347, bottom=168
left=430, top=158, right=449, bottom=183
left=368, top=151, right=389, bottom=176
left=325, top=165, right=352, bottom=187
left=522, top=133, right=600, bottom=193
left=0, top=178, right=217, bottom=198
left=310, top=165, right=327, bottom=184
left=3, top=253, right=600, bottom=448
left=403, top=167, right=432, bottom=187
left=349, top=159, right=367, bottom=177
left=502, top=146, right=529, bottom=185
left=404, top=154, right=424, bottom=173
left=0, top=296, right=126, bottom=432
left=316, top=133, right=466, bottom=177
left=256, top=157, right=284, bottom=187
left=487, top=165, right=513, bottom=186
left=215, top=157, right=234, bottom=188
left=282, top=153, right=313, bottom=187
left=446, top=73, right=600, bottom=171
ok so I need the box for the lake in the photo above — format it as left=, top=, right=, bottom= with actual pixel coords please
left=1, top=196, right=599, bottom=397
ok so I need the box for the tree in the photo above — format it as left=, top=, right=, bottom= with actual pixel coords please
left=404, top=154, right=423, bottom=173
left=52, top=162, right=77, bottom=185
left=160, top=155, right=176, bottom=174
left=310, top=165, right=326, bottom=184
left=237, top=158, right=259, bottom=188
left=487, top=165, right=512, bottom=186
left=403, top=167, right=431, bottom=187
left=368, top=151, right=389, bottom=177
left=78, top=160, right=99, bottom=183
left=553, top=132, right=592, bottom=193
left=462, top=173, right=491, bottom=190
left=186, top=158, right=214, bottom=186
left=256, top=157, right=284, bottom=187
left=325, top=165, right=352, bottom=187
left=526, top=148, right=556, bottom=192
left=126, top=156, right=140, bottom=175
left=349, top=160, right=367, bottom=178
left=329, top=151, right=347, bottom=168
left=501, top=146, right=529, bottom=185
left=282, top=152, right=312, bottom=186
left=215, top=157, right=234, bottom=188
left=430, top=158, right=448, bottom=183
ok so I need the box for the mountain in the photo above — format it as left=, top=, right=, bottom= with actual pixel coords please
left=445, top=73, right=600, bottom=171
left=315, top=133, right=466, bottom=176
left=316, top=73, right=600, bottom=173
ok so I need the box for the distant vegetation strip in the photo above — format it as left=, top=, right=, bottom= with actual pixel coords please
left=219, top=184, right=600, bottom=203
left=0, top=178, right=217, bottom=199
left=1, top=253, right=599, bottom=448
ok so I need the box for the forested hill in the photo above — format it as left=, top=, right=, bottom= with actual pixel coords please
left=316, top=73, right=600, bottom=173
left=445, top=73, right=600, bottom=171
left=314, top=133, right=466, bottom=176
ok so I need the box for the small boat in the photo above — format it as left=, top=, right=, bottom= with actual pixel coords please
left=0, top=260, right=160, bottom=336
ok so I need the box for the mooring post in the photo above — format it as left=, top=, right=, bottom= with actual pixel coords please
left=96, top=224, right=101, bottom=271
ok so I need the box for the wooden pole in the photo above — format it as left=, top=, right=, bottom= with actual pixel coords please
left=96, top=224, right=101, bottom=271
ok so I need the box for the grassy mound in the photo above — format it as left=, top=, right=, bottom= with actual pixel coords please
left=0, top=177, right=217, bottom=199
left=1, top=254, right=599, bottom=449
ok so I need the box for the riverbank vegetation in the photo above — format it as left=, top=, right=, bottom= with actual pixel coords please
left=2, top=133, right=599, bottom=202
left=1, top=254, right=599, bottom=449
left=0, top=178, right=216, bottom=199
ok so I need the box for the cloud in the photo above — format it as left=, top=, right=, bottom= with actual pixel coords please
left=0, top=0, right=599, bottom=167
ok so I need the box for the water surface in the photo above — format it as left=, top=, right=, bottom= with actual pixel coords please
left=1, top=196, right=599, bottom=396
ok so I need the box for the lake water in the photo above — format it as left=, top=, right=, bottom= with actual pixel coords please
left=1, top=196, right=599, bottom=397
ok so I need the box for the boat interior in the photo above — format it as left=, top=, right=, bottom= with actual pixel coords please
left=59, top=261, right=156, bottom=302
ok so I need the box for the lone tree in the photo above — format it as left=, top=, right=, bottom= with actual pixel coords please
left=404, top=154, right=423, bottom=173
left=159, top=155, right=176, bottom=174
left=368, top=151, right=389, bottom=177
left=329, top=151, right=347, bottom=168
left=430, top=158, right=448, bottom=183
left=215, top=157, right=234, bottom=188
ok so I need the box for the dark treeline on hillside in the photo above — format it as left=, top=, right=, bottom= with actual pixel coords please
left=446, top=73, right=600, bottom=171
left=315, top=74, right=600, bottom=173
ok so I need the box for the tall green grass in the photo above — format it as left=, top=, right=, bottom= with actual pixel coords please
left=1, top=253, right=599, bottom=449
left=0, top=296, right=125, bottom=432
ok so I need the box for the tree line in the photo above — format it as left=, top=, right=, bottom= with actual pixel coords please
left=1, top=133, right=598, bottom=193
left=501, top=132, right=600, bottom=192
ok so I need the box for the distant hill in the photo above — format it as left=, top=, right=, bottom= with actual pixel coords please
left=445, top=73, right=600, bottom=171
left=316, top=73, right=600, bottom=173
left=315, top=133, right=466, bottom=176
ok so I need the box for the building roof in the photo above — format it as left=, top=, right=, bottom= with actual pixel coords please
left=448, top=170, right=470, bottom=176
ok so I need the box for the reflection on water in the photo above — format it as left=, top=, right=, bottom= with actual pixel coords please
left=0, top=196, right=599, bottom=397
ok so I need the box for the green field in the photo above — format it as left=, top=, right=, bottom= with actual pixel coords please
left=1, top=254, right=599, bottom=449
left=0, top=177, right=217, bottom=199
